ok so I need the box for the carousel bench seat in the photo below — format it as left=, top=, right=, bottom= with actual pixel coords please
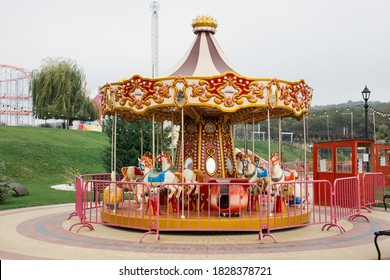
left=374, top=230, right=390, bottom=260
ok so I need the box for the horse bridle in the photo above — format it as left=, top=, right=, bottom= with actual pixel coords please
left=138, top=161, right=145, bottom=172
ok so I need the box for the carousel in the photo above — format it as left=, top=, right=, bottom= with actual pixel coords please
left=96, top=16, right=313, bottom=238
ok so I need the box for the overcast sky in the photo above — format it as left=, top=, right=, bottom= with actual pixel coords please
left=2, top=0, right=389, bottom=106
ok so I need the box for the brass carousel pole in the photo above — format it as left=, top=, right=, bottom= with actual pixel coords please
left=171, top=112, right=174, bottom=166
left=267, top=108, right=271, bottom=179
left=244, top=123, right=247, bottom=154
left=161, top=122, right=164, bottom=156
left=303, top=115, right=307, bottom=180
left=252, top=114, right=255, bottom=158
left=152, top=112, right=155, bottom=168
left=181, top=108, right=185, bottom=219
left=111, top=112, right=118, bottom=212
left=278, top=117, right=282, bottom=160
left=140, top=122, right=144, bottom=156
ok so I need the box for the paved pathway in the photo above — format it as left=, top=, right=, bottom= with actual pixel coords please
left=0, top=203, right=389, bottom=260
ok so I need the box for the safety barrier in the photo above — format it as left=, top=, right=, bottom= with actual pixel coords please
left=322, top=176, right=369, bottom=233
left=145, top=182, right=269, bottom=243
left=265, top=179, right=335, bottom=237
left=68, top=178, right=271, bottom=242
left=362, top=172, right=385, bottom=211
left=68, top=174, right=374, bottom=243
left=68, top=173, right=121, bottom=232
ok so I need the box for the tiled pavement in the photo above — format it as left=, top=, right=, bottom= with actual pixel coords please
left=0, top=203, right=389, bottom=260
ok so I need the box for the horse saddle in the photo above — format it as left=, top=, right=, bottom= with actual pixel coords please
left=284, top=170, right=296, bottom=181
left=256, top=167, right=268, bottom=178
left=271, top=170, right=296, bottom=182
left=147, top=169, right=167, bottom=183
left=134, top=167, right=144, bottom=176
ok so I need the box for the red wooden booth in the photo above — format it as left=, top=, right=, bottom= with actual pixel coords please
left=313, top=140, right=374, bottom=205
left=374, top=144, right=390, bottom=187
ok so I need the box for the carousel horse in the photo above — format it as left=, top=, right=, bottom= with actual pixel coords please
left=139, top=152, right=179, bottom=201
left=155, top=151, right=205, bottom=199
left=120, top=166, right=144, bottom=195
left=120, top=152, right=152, bottom=203
left=270, top=153, right=303, bottom=207
left=241, top=153, right=269, bottom=194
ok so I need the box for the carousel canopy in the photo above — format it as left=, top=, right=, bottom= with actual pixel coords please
left=164, top=16, right=241, bottom=77
left=99, top=16, right=313, bottom=125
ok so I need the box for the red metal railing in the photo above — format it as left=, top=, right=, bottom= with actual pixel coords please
left=362, top=172, right=385, bottom=211
left=265, top=179, right=334, bottom=237
left=322, top=176, right=369, bottom=233
left=145, top=182, right=270, bottom=243
left=68, top=173, right=119, bottom=232
left=68, top=173, right=379, bottom=242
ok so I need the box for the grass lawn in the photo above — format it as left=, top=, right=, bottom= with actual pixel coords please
left=0, top=126, right=108, bottom=210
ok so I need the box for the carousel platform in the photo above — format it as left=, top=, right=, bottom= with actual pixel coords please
left=100, top=200, right=311, bottom=231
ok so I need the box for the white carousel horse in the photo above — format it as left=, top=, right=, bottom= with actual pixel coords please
left=270, top=152, right=298, bottom=182
left=241, top=153, right=269, bottom=194
left=270, top=153, right=304, bottom=207
left=155, top=151, right=205, bottom=199
left=139, top=152, right=179, bottom=200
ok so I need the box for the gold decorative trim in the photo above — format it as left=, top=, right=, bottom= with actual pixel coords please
left=99, top=72, right=313, bottom=123
left=197, top=122, right=203, bottom=171
left=173, top=76, right=189, bottom=108
left=218, top=123, right=226, bottom=177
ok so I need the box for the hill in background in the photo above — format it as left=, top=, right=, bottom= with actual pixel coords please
left=0, top=126, right=107, bottom=209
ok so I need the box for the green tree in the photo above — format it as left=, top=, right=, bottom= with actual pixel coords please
left=102, top=119, right=151, bottom=173
left=31, top=58, right=99, bottom=127
left=102, top=118, right=175, bottom=173
left=376, top=124, right=390, bottom=143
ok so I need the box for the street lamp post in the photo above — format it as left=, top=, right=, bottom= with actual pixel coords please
left=341, top=111, right=353, bottom=139
left=362, top=86, right=371, bottom=140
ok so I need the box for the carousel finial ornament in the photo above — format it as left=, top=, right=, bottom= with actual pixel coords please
left=192, top=16, right=218, bottom=34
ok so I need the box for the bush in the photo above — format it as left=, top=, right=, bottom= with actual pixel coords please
left=0, top=161, right=6, bottom=182
left=64, top=167, right=80, bottom=186
left=0, top=184, right=13, bottom=204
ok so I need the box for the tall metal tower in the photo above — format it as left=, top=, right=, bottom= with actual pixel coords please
left=150, top=1, right=160, bottom=78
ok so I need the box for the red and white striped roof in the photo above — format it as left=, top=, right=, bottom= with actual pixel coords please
left=164, top=16, right=241, bottom=77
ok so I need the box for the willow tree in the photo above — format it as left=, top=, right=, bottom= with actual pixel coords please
left=31, top=58, right=99, bottom=127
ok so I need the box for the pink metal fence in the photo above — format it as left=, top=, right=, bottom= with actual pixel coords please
left=322, top=176, right=369, bottom=233
left=145, top=182, right=270, bottom=243
left=265, top=179, right=335, bottom=237
left=68, top=173, right=120, bottom=232
left=362, top=172, right=385, bottom=211
left=68, top=173, right=378, bottom=243
left=68, top=178, right=274, bottom=242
